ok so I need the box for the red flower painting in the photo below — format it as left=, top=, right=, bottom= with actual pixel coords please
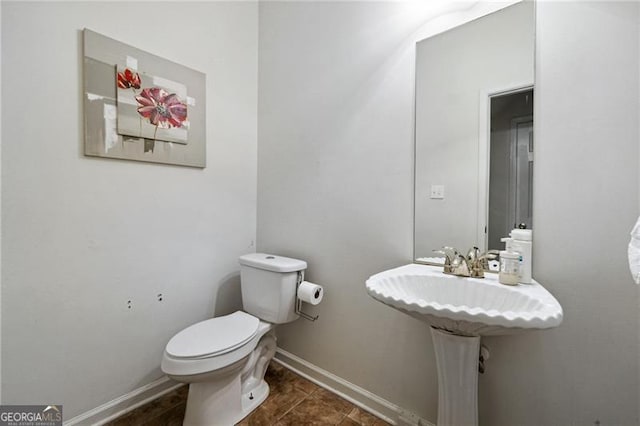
left=117, top=68, right=141, bottom=89
left=116, top=66, right=189, bottom=144
left=135, top=87, right=188, bottom=129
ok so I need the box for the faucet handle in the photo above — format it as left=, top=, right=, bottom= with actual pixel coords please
left=452, top=254, right=471, bottom=276
left=467, top=248, right=499, bottom=278
left=466, top=246, right=480, bottom=263
left=433, top=249, right=454, bottom=273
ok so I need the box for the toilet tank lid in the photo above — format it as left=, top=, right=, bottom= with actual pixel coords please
left=239, top=253, right=307, bottom=273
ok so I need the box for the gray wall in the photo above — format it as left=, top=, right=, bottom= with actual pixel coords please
left=258, top=1, right=639, bottom=424
left=258, top=1, right=434, bottom=417
left=1, top=1, right=258, bottom=417
left=479, top=2, right=640, bottom=425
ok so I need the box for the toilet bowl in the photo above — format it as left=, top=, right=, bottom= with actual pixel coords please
left=161, top=253, right=307, bottom=426
left=162, top=311, right=276, bottom=426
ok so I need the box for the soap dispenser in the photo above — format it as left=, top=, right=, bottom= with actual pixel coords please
left=501, top=228, right=533, bottom=284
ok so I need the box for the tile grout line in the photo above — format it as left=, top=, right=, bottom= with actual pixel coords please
left=274, top=387, right=318, bottom=422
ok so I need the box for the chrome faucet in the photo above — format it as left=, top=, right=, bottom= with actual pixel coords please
left=433, top=246, right=498, bottom=278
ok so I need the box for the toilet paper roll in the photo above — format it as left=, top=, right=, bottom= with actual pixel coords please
left=297, top=281, right=323, bottom=305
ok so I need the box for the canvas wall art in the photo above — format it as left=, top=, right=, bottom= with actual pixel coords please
left=83, top=29, right=206, bottom=167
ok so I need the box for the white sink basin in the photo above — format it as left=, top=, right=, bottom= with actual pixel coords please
left=365, top=263, right=563, bottom=336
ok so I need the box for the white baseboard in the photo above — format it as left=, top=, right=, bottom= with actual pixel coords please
left=64, top=376, right=182, bottom=426
left=273, top=348, right=434, bottom=426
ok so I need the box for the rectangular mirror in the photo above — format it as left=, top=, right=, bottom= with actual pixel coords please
left=414, top=1, right=535, bottom=264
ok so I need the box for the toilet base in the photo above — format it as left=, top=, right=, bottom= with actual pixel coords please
left=181, top=328, right=277, bottom=426
left=183, top=378, right=269, bottom=426
left=240, top=380, right=269, bottom=420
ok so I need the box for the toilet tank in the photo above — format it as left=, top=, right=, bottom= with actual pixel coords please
left=239, top=253, right=307, bottom=324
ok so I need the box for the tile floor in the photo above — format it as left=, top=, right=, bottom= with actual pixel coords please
left=105, top=362, right=390, bottom=426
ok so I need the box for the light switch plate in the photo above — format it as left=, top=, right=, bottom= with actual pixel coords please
left=430, top=184, right=445, bottom=199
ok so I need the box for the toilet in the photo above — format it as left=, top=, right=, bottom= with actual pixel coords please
left=161, top=253, right=307, bottom=426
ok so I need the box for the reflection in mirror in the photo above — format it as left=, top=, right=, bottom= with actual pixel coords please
left=487, top=89, right=533, bottom=250
left=414, top=1, right=534, bottom=265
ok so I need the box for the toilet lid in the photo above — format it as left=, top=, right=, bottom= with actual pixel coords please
left=166, top=311, right=260, bottom=359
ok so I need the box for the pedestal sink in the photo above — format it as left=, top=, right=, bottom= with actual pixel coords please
left=365, top=263, right=563, bottom=426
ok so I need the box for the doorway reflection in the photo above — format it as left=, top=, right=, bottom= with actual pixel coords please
left=488, top=89, right=533, bottom=250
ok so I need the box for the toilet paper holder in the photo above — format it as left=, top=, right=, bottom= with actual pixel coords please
left=296, top=272, right=319, bottom=322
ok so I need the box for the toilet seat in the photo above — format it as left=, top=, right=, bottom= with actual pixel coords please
left=162, top=312, right=272, bottom=378
left=166, top=311, right=259, bottom=359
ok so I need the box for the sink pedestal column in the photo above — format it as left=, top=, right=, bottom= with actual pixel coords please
left=430, top=327, right=480, bottom=426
